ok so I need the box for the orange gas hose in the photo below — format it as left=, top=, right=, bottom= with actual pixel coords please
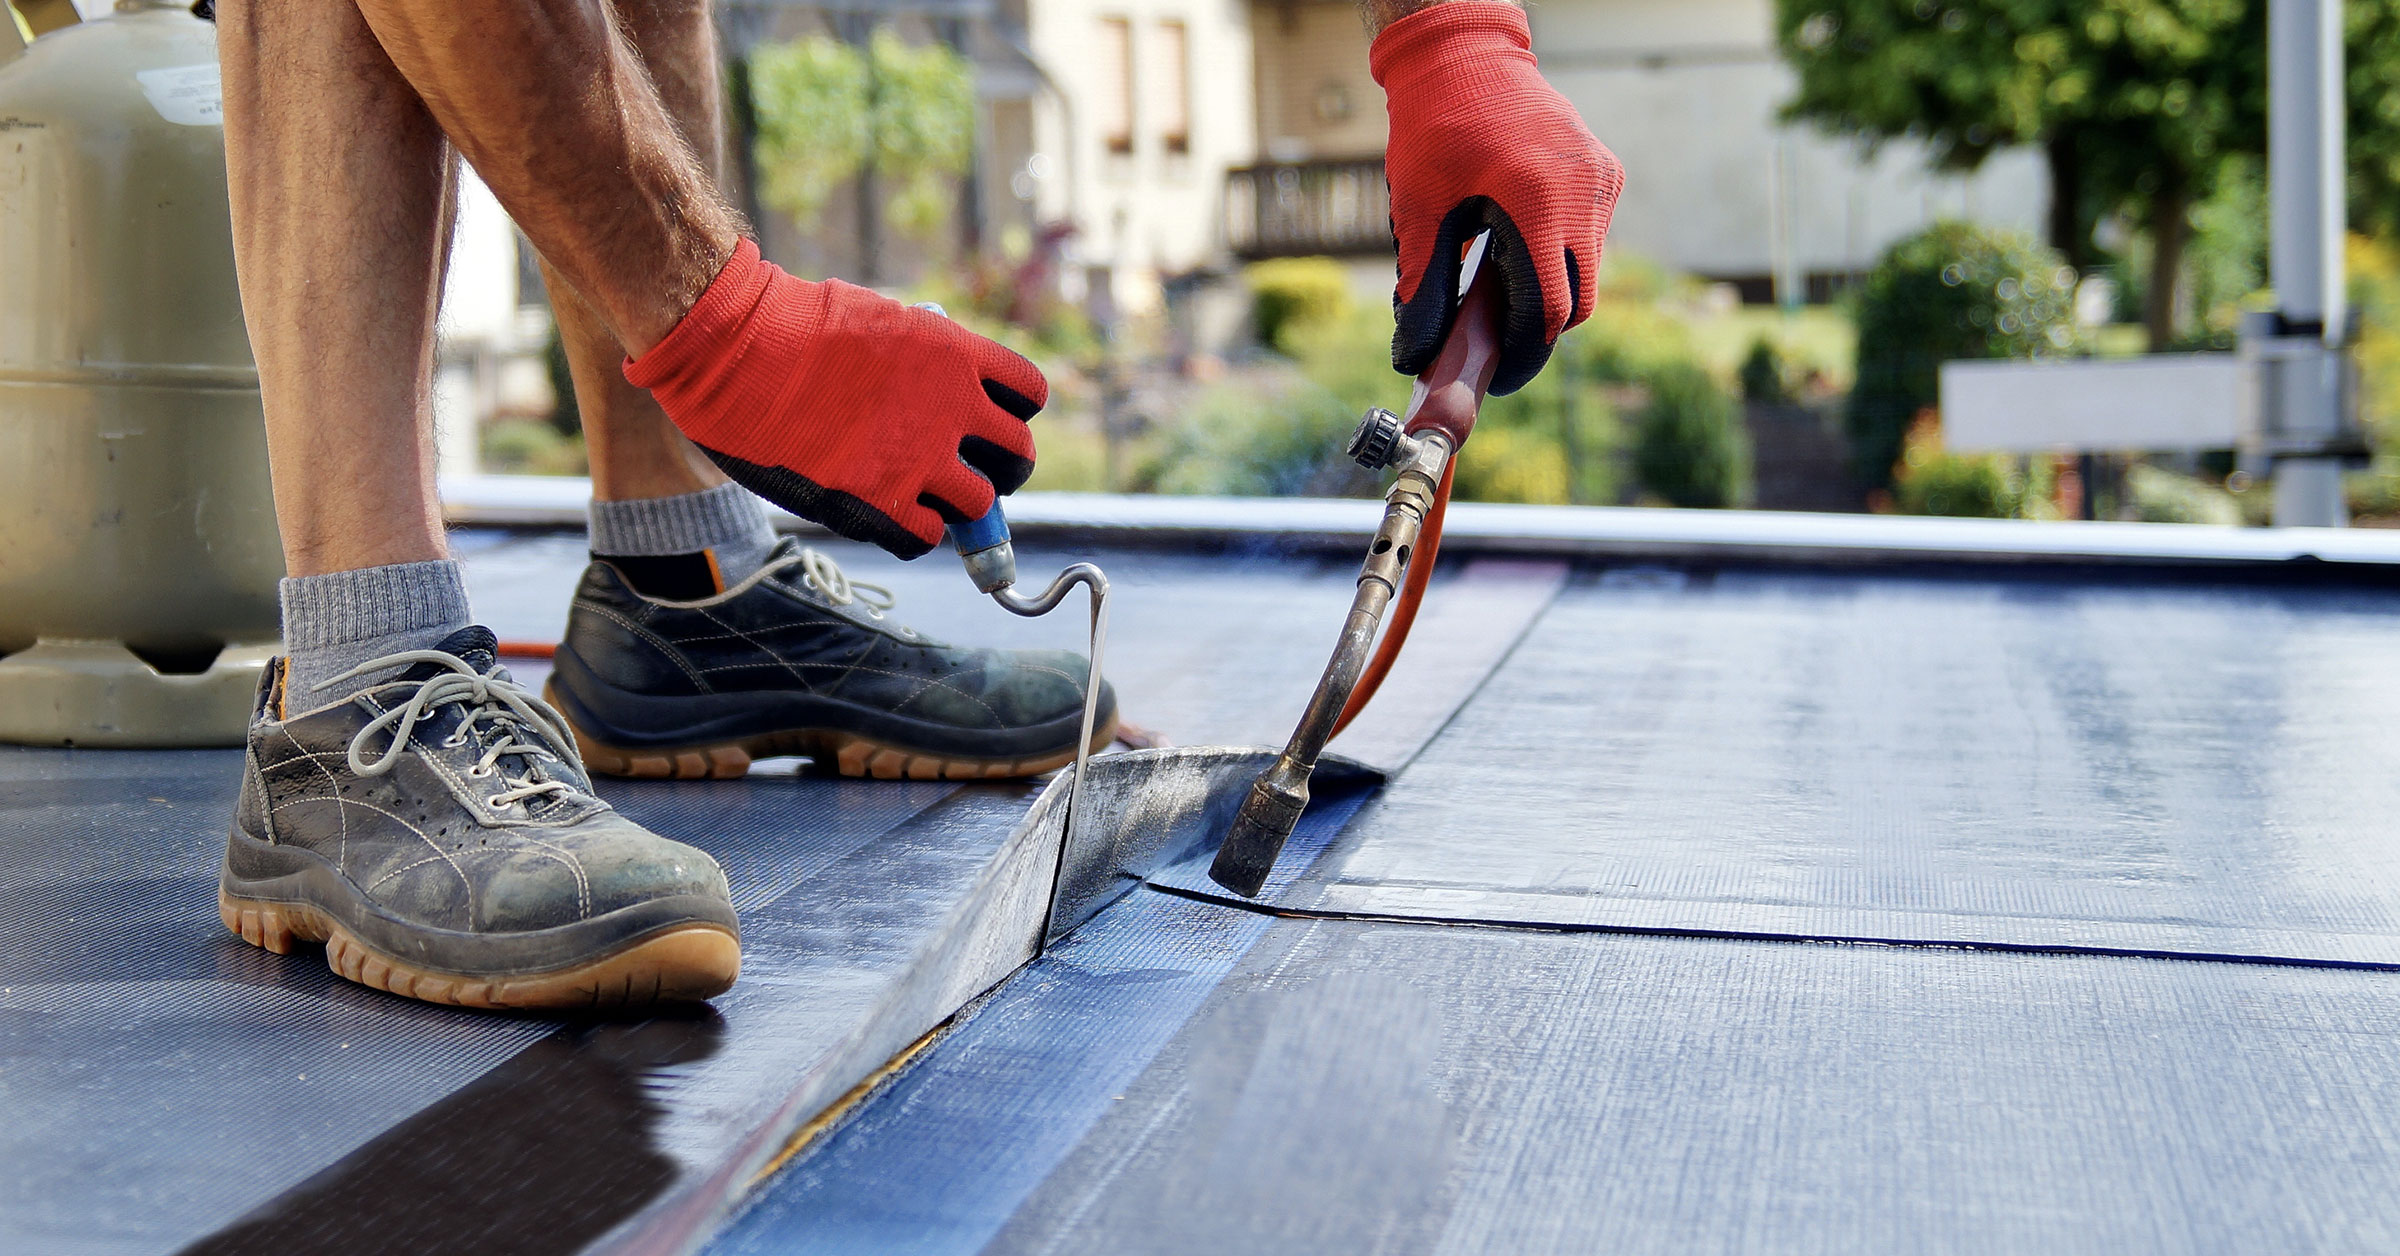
left=1329, top=459, right=1452, bottom=739
left=495, top=641, right=557, bottom=660
left=1325, top=246, right=1500, bottom=741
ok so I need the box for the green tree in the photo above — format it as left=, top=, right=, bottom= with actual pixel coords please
left=2346, top=1, right=2400, bottom=239
left=749, top=38, right=870, bottom=227
left=867, top=30, right=975, bottom=242
left=1894, top=444, right=2037, bottom=516
left=1246, top=257, right=1356, bottom=354
left=1778, top=0, right=2267, bottom=350
left=748, top=32, right=975, bottom=245
left=1782, top=1, right=2400, bottom=344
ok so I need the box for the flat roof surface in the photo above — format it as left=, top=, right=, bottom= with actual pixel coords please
left=713, top=555, right=2400, bottom=1254
left=6, top=517, right=2399, bottom=1253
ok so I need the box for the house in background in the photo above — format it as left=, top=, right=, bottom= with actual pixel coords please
left=431, top=0, right=2057, bottom=478
left=716, top=0, right=1257, bottom=316
left=1233, top=0, right=2049, bottom=302
left=1012, top=0, right=1256, bottom=316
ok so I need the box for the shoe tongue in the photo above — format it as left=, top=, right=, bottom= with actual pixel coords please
left=397, top=625, right=502, bottom=682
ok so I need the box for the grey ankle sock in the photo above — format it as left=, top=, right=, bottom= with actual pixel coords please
left=588, top=481, right=780, bottom=588
left=279, top=559, right=474, bottom=708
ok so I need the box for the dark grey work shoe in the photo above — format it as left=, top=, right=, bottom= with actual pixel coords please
left=221, top=626, right=740, bottom=1010
left=545, top=539, right=1117, bottom=781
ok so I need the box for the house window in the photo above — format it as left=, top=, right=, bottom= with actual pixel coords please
left=1158, top=19, right=1191, bottom=156
left=1099, top=17, right=1134, bottom=156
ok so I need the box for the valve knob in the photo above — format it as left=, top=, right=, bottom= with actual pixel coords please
left=1347, top=407, right=1406, bottom=469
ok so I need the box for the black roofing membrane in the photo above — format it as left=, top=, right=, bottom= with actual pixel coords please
left=714, top=556, right=2400, bottom=1254
left=984, top=921, right=2400, bottom=1255
left=1237, top=565, right=2400, bottom=965
left=0, top=535, right=1436, bottom=1254
left=720, top=827, right=2400, bottom=1255
left=0, top=745, right=969, bottom=1255
left=9, top=535, right=2400, bottom=1253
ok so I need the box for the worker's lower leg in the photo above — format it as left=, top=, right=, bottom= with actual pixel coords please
left=553, top=0, right=776, bottom=593
left=561, top=278, right=777, bottom=594
left=349, top=0, right=741, bottom=356
left=217, top=6, right=744, bottom=1011
left=218, top=0, right=470, bottom=702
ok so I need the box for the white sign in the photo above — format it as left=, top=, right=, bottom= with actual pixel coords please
left=1940, top=354, right=2254, bottom=453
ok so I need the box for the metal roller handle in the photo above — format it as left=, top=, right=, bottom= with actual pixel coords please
left=950, top=511, right=1111, bottom=904
left=999, top=563, right=1110, bottom=891
left=992, top=563, right=1106, bottom=621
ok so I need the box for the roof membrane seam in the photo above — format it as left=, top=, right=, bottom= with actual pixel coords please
left=1138, top=882, right=2400, bottom=974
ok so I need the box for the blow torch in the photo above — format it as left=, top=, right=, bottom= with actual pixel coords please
left=1210, top=241, right=1505, bottom=897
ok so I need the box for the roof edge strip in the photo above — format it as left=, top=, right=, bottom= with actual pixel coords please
left=440, top=474, right=2400, bottom=570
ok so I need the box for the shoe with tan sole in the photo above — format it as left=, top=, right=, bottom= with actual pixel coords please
left=546, top=540, right=1116, bottom=782
left=222, top=628, right=740, bottom=1011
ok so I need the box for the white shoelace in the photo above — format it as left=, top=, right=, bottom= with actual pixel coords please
left=770, top=547, right=897, bottom=618
left=315, top=651, right=587, bottom=808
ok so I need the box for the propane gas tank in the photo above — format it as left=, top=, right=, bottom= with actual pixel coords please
left=0, top=0, right=282, bottom=746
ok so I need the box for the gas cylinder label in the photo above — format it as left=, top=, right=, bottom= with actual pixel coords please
left=134, top=64, right=223, bottom=127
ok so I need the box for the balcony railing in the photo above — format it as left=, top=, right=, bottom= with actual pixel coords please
left=1225, top=158, right=1392, bottom=260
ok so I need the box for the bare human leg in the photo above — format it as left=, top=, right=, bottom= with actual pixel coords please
left=548, top=0, right=728, bottom=503
left=347, top=0, right=739, bottom=357
left=346, top=0, right=1044, bottom=560
left=218, top=0, right=452, bottom=578
left=215, top=0, right=744, bottom=1011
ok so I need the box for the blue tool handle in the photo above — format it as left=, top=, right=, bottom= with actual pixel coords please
left=948, top=501, right=1011, bottom=556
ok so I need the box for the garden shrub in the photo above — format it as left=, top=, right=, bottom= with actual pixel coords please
left=481, top=418, right=588, bottom=477
left=1147, top=379, right=1365, bottom=497
left=1893, top=451, right=2021, bottom=517
left=1851, top=222, right=2081, bottom=492
left=1889, top=419, right=2042, bottom=518
left=1739, top=336, right=1790, bottom=404
left=1247, top=258, right=1356, bottom=355
left=2126, top=464, right=2241, bottom=525
left=1578, top=298, right=1701, bottom=385
left=1634, top=363, right=1751, bottom=508
left=1451, top=425, right=1571, bottom=504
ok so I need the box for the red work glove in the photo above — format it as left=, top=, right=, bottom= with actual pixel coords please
left=625, top=239, right=1045, bottom=559
left=1372, top=2, right=1623, bottom=396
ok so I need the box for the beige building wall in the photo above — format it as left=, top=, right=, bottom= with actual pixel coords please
left=1231, top=0, right=2049, bottom=291
left=1025, top=0, right=1257, bottom=312
left=1251, top=0, right=1384, bottom=161
left=1533, top=0, right=2047, bottom=284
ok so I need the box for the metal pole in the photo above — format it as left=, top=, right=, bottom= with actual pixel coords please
left=2267, top=0, right=2351, bottom=527
left=1769, top=135, right=1801, bottom=313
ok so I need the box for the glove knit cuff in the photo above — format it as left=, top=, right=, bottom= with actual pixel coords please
left=625, top=239, right=787, bottom=392
left=1370, top=2, right=1532, bottom=87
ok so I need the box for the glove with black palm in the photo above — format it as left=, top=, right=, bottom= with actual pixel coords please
left=1372, top=2, right=1624, bottom=395
left=626, top=240, right=1044, bottom=559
